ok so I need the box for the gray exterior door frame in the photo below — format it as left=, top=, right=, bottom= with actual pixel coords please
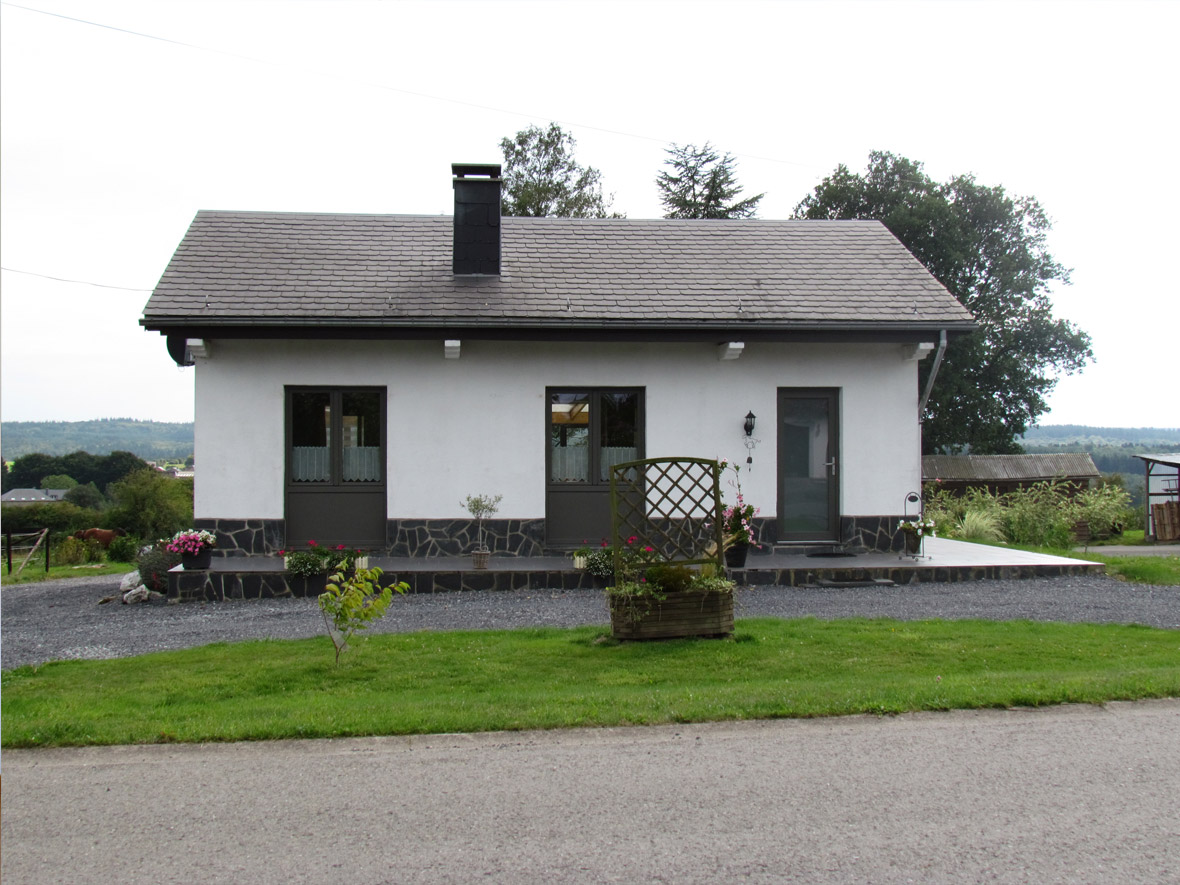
left=285, top=386, right=387, bottom=549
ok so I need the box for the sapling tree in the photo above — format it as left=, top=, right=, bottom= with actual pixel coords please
left=318, top=566, right=408, bottom=664
left=462, top=494, right=502, bottom=552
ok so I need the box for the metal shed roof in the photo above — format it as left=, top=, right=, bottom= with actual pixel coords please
left=922, top=454, right=1100, bottom=483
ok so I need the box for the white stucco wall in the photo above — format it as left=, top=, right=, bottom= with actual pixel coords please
left=193, top=338, right=927, bottom=521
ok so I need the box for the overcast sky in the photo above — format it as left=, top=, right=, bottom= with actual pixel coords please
left=2, top=0, right=1176, bottom=429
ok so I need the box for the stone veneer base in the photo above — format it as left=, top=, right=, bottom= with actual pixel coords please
left=167, top=558, right=1102, bottom=603
left=196, top=515, right=916, bottom=559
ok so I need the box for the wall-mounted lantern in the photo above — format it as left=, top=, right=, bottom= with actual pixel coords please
left=743, top=411, right=757, bottom=437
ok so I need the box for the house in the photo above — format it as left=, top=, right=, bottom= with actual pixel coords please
left=922, top=453, right=1101, bottom=497
left=1, top=488, right=68, bottom=505
left=140, top=163, right=975, bottom=558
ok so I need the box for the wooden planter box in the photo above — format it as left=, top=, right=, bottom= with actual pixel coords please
left=609, top=589, right=734, bottom=640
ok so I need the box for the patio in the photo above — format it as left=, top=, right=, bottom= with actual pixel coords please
left=168, top=538, right=1104, bottom=602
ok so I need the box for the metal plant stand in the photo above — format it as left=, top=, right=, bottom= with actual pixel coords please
left=899, top=491, right=931, bottom=561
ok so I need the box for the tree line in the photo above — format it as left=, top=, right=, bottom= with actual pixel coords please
left=1, top=419, right=194, bottom=459
left=495, top=124, right=1092, bottom=458
left=2, top=451, right=193, bottom=542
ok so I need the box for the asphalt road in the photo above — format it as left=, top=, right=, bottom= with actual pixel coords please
left=4, top=701, right=1179, bottom=883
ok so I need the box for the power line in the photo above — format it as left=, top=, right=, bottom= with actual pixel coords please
left=1, top=266, right=153, bottom=292
left=0, top=0, right=818, bottom=171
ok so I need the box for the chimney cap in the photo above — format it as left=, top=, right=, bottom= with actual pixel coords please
left=452, top=162, right=502, bottom=179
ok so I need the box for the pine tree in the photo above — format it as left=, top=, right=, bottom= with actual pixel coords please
left=656, top=143, right=764, bottom=219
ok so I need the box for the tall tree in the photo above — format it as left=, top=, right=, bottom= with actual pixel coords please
left=794, top=151, right=1093, bottom=454
left=499, top=123, right=617, bottom=218
left=657, top=143, right=764, bottom=219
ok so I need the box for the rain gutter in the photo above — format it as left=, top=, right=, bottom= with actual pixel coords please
left=917, top=329, right=948, bottom=423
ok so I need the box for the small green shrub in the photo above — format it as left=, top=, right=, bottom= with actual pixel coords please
left=137, top=543, right=182, bottom=592
left=1072, top=485, right=1132, bottom=538
left=52, top=536, right=92, bottom=566
left=318, top=566, right=408, bottom=664
left=284, top=550, right=329, bottom=578
left=954, top=509, right=1004, bottom=543
left=107, top=534, right=142, bottom=563
left=585, top=546, right=613, bottom=579
left=999, top=482, right=1075, bottom=547
left=643, top=563, right=695, bottom=593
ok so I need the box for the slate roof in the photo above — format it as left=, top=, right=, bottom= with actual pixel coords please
left=922, top=454, right=1101, bottom=483
left=141, top=212, right=974, bottom=336
left=1, top=488, right=67, bottom=503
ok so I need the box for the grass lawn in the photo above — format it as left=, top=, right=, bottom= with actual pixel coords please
left=1, top=562, right=135, bottom=586
left=4, top=617, right=1178, bottom=748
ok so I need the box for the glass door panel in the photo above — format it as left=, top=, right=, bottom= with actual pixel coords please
left=778, top=389, right=839, bottom=541
left=550, top=392, right=591, bottom=483
left=342, top=391, right=382, bottom=483
left=291, top=391, right=331, bottom=482
left=599, top=391, right=640, bottom=481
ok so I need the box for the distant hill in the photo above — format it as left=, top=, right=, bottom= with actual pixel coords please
left=1020, top=425, right=1180, bottom=447
left=1, top=419, right=194, bottom=460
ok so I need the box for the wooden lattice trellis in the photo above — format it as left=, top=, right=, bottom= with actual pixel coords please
left=609, top=457, right=725, bottom=575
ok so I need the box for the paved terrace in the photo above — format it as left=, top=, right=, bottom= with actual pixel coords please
left=170, top=538, right=1104, bottom=602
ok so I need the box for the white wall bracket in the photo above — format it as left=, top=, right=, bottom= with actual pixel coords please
left=719, top=341, right=745, bottom=361
left=185, top=338, right=210, bottom=360
left=903, top=342, right=935, bottom=362
left=444, top=340, right=461, bottom=360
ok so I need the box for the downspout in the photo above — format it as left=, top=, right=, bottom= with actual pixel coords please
left=918, top=329, right=948, bottom=423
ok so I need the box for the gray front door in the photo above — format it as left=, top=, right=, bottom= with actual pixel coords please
left=546, top=388, right=644, bottom=547
left=777, top=388, right=840, bottom=542
left=285, top=387, right=386, bottom=548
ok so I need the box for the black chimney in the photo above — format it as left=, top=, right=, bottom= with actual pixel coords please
left=452, top=163, right=502, bottom=275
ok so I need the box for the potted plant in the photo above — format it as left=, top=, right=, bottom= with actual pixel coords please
left=166, top=529, right=217, bottom=570
left=572, top=542, right=593, bottom=570
left=584, top=541, right=614, bottom=580
left=607, top=563, right=735, bottom=640
left=900, top=516, right=936, bottom=553
left=718, top=458, right=758, bottom=568
left=462, top=493, right=502, bottom=569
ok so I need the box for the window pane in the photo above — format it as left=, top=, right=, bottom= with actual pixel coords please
left=342, top=391, right=382, bottom=482
left=292, top=392, right=331, bottom=482
left=550, top=392, right=590, bottom=483
left=599, top=392, right=639, bottom=481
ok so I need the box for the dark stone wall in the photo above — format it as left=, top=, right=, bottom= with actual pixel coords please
left=388, top=519, right=547, bottom=557
left=195, top=515, right=911, bottom=558
left=197, top=517, right=549, bottom=558
left=195, top=518, right=285, bottom=557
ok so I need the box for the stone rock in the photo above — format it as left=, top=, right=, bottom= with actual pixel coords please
left=122, top=586, right=163, bottom=604
left=119, top=571, right=143, bottom=592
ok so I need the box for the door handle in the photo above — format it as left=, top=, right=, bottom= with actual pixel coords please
left=825, top=457, right=837, bottom=475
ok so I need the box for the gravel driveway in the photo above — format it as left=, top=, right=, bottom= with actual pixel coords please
left=3, top=573, right=1178, bottom=669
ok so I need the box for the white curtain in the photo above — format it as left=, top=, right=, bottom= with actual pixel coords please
left=292, top=447, right=330, bottom=482
left=343, top=447, right=382, bottom=482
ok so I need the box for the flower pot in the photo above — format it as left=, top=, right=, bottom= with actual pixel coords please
left=573, top=555, right=588, bottom=570
left=354, top=556, right=370, bottom=570
left=181, top=548, right=212, bottom=570
left=472, top=549, right=490, bottom=570
left=904, top=532, right=921, bottom=554
left=724, top=543, right=750, bottom=568
left=610, top=589, right=735, bottom=640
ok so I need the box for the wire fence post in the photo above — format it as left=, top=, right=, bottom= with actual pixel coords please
left=5, top=530, right=11, bottom=575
